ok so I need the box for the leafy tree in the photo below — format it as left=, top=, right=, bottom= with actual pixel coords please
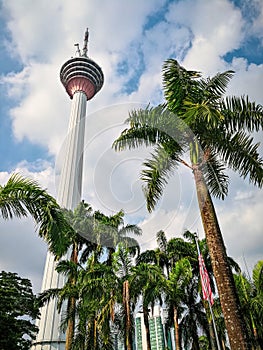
left=113, top=59, right=263, bottom=349
left=0, top=271, right=40, bottom=350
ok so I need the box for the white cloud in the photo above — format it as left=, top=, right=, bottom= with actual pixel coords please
left=166, top=0, right=243, bottom=73
left=0, top=217, right=47, bottom=293
left=218, top=187, right=263, bottom=273
left=227, top=61, right=263, bottom=103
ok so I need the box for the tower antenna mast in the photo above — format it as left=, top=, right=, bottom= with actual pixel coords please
left=82, top=28, right=89, bottom=57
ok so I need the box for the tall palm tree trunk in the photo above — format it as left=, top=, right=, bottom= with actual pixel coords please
left=143, top=306, right=151, bottom=350
left=65, top=243, right=78, bottom=350
left=123, top=280, right=132, bottom=350
left=65, top=297, right=76, bottom=350
left=193, top=166, right=251, bottom=350
left=173, top=306, right=180, bottom=350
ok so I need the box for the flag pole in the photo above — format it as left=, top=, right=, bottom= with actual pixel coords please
left=194, top=233, right=221, bottom=350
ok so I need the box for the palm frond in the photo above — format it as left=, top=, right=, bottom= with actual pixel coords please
left=118, top=224, right=142, bottom=238
left=162, top=59, right=201, bottom=112
left=0, top=173, right=73, bottom=257
left=183, top=100, right=224, bottom=129
left=221, top=95, right=263, bottom=132
left=113, top=107, right=161, bottom=151
left=0, top=173, right=48, bottom=219
left=141, top=145, right=178, bottom=212
left=200, top=149, right=229, bottom=199
left=156, top=230, right=167, bottom=252
left=252, top=260, right=263, bottom=292
left=113, top=105, right=188, bottom=152
left=117, top=236, right=140, bottom=255
left=38, top=288, right=62, bottom=307
left=199, top=70, right=234, bottom=98
left=214, top=130, right=263, bottom=187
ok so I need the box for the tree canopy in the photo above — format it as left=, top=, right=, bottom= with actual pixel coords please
left=0, top=271, right=40, bottom=350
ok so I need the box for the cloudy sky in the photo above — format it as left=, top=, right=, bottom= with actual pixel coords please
left=0, top=0, right=262, bottom=293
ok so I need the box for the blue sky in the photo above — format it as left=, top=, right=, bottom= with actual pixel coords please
left=0, top=0, right=262, bottom=292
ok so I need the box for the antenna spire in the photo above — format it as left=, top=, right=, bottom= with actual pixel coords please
left=82, top=28, right=89, bottom=57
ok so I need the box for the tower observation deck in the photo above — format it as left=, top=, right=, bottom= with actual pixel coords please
left=32, top=29, right=104, bottom=350
left=60, top=56, right=103, bottom=100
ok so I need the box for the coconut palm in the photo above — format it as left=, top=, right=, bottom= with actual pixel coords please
left=113, top=59, right=263, bottom=349
left=165, top=257, right=192, bottom=350
left=113, top=242, right=140, bottom=350
left=0, top=173, right=73, bottom=255
left=136, top=230, right=170, bottom=276
left=60, top=202, right=96, bottom=350
left=130, top=263, right=166, bottom=350
left=93, top=209, right=142, bottom=266
left=74, top=260, right=117, bottom=350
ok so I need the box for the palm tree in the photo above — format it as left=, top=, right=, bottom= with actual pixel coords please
left=40, top=258, right=117, bottom=350
left=130, top=263, right=165, bottom=350
left=137, top=231, right=199, bottom=349
left=60, top=202, right=95, bottom=350
left=113, top=59, right=263, bottom=349
left=113, top=242, right=140, bottom=350
left=93, top=209, right=142, bottom=266
left=165, top=257, right=192, bottom=350
left=0, top=173, right=73, bottom=255
left=75, top=260, right=117, bottom=350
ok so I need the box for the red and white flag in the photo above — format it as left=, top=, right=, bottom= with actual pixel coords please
left=198, top=254, right=214, bottom=306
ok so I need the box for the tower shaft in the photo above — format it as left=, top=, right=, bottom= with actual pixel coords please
left=57, top=91, right=87, bottom=210
left=32, top=252, right=66, bottom=350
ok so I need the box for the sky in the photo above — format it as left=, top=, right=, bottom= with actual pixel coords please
left=0, top=0, right=262, bottom=293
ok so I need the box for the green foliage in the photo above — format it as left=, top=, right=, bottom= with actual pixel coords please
left=0, top=173, right=74, bottom=256
left=234, top=261, right=263, bottom=347
left=0, top=271, right=39, bottom=350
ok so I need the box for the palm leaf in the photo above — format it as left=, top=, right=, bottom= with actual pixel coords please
left=199, top=70, right=234, bottom=98
left=156, top=230, right=167, bottom=252
left=162, top=59, right=201, bottom=113
left=38, top=288, right=61, bottom=307
left=141, top=145, right=178, bottom=212
left=221, top=95, right=263, bottom=132
left=113, top=105, right=188, bottom=152
left=213, top=130, right=263, bottom=187
left=200, top=149, right=229, bottom=199
left=0, top=173, right=73, bottom=257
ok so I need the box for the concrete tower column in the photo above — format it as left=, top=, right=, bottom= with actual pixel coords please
left=32, top=29, right=104, bottom=350
left=57, top=91, right=87, bottom=210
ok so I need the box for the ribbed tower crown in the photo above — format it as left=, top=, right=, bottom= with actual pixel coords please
left=60, top=29, right=104, bottom=100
